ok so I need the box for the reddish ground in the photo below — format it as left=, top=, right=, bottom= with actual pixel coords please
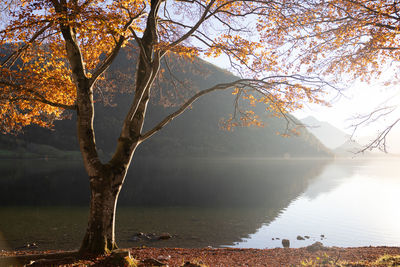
left=130, top=247, right=400, bottom=266
left=1, top=246, right=400, bottom=266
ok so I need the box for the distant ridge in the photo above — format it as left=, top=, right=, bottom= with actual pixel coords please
left=1, top=52, right=332, bottom=159
left=334, top=139, right=365, bottom=157
left=299, top=116, right=378, bottom=157
left=300, top=116, right=350, bottom=150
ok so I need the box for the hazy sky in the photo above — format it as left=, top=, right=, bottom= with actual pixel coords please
left=205, top=56, right=400, bottom=153
left=294, top=80, right=400, bottom=134
left=294, top=81, right=400, bottom=153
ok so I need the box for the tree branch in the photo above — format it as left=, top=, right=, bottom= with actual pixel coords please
left=2, top=95, right=77, bottom=110
left=162, top=0, right=216, bottom=55
left=89, top=12, right=147, bottom=85
left=140, top=79, right=244, bottom=142
left=0, top=79, right=76, bottom=110
left=140, top=74, right=336, bottom=142
left=1, top=22, right=54, bottom=67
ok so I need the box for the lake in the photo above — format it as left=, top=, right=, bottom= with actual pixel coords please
left=0, top=157, right=400, bottom=251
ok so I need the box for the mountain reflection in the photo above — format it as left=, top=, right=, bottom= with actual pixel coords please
left=302, top=159, right=357, bottom=200
left=0, top=158, right=330, bottom=249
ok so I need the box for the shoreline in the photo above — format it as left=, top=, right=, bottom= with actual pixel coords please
left=2, top=246, right=400, bottom=266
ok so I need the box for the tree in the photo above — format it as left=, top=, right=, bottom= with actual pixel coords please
left=0, top=0, right=331, bottom=254
left=260, top=0, right=400, bottom=152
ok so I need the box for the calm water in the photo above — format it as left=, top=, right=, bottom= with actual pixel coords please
left=0, top=157, right=399, bottom=250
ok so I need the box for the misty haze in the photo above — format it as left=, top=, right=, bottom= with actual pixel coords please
left=2, top=0, right=400, bottom=264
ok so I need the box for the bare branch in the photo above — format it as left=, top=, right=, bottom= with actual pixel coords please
left=162, top=0, right=216, bottom=54
left=349, top=106, right=399, bottom=153
left=140, top=79, right=239, bottom=142
left=358, top=118, right=400, bottom=154
left=140, top=74, right=331, bottom=142
left=129, top=27, right=151, bottom=66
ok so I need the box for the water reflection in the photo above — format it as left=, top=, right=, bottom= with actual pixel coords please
left=302, top=159, right=358, bottom=199
left=232, top=158, right=400, bottom=248
left=0, top=160, right=88, bottom=205
left=121, top=158, right=328, bottom=207
left=0, top=158, right=329, bottom=250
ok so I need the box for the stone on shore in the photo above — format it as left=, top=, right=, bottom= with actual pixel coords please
left=282, top=239, right=290, bottom=248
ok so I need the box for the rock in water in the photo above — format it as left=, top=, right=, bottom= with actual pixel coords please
left=297, top=235, right=305, bottom=240
left=159, top=233, right=172, bottom=240
left=282, top=239, right=290, bottom=248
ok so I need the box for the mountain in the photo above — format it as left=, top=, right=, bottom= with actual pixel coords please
left=299, top=116, right=378, bottom=157
left=334, top=139, right=365, bottom=157
left=300, top=116, right=350, bottom=150
left=0, top=51, right=332, bottom=159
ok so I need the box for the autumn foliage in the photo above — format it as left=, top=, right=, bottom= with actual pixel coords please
left=255, top=0, right=400, bottom=150
left=0, top=0, right=342, bottom=254
left=260, top=1, right=400, bottom=84
left=0, top=0, right=333, bottom=134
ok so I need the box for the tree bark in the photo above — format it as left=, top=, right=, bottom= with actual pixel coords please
left=76, top=84, right=141, bottom=255
left=54, top=0, right=161, bottom=255
left=79, top=168, right=126, bottom=254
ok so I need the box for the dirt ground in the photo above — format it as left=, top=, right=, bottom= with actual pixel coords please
left=2, top=246, right=400, bottom=266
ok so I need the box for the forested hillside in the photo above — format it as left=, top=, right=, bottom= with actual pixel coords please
left=0, top=49, right=332, bottom=159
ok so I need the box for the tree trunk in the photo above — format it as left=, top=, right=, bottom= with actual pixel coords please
left=64, top=0, right=160, bottom=254
left=79, top=170, right=125, bottom=254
